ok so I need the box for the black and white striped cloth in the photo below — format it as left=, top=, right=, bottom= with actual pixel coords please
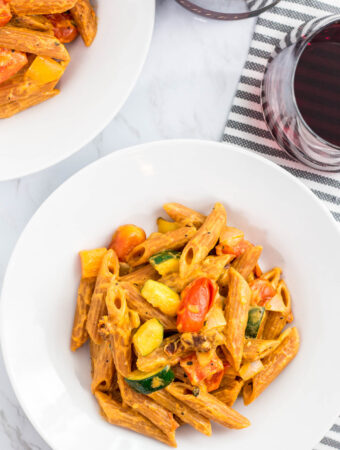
left=223, top=0, right=340, bottom=225
left=223, top=1, right=340, bottom=449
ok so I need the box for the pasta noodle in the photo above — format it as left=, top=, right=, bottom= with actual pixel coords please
left=10, top=0, right=77, bottom=15
left=213, top=378, right=244, bottom=407
left=119, top=264, right=159, bottom=288
left=127, top=226, right=196, bottom=267
left=149, top=389, right=212, bottom=436
left=0, top=89, right=59, bottom=118
left=179, top=203, right=227, bottom=277
left=166, top=382, right=250, bottom=429
left=0, top=26, right=70, bottom=60
left=86, top=249, right=119, bottom=345
left=163, top=202, right=206, bottom=228
left=95, top=391, right=176, bottom=447
left=118, top=373, right=178, bottom=443
left=243, top=328, right=300, bottom=405
left=224, top=268, right=251, bottom=371
left=70, top=277, right=96, bottom=351
left=90, top=340, right=114, bottom=393
left=102, top=280, right=132, bottom=377
left=71, top=0, right=97, bottom=47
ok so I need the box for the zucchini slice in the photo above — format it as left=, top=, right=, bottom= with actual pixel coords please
left=149, top=251, right=181, bottom=276
left=133, top=318, right=164, bottom=356
left=125, top=365, right=175, bottom=394
left=141, top=280, right=180, bottom=316
left=245, top=307, right=266, bottom=339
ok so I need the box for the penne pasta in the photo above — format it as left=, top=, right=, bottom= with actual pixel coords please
left=0, top=73, right=57, bottom=106
left=86, top=249, right=119, bottom=345
left=120, top=281, right=177, bottom=330
left=262, top=312, right=286, bottom=340
left=71, top=0, right=97, bottom=47
left=10, top=14, right=54, bottom=33
left=10, top=0, right=77, bottom=15
left=277, top=279, right=292, bottom=315
left=180, top=203, right=227, bottom=277
left=118, top=374, right=178, bottom=442
left=261, top=267, right=282, bottom=289
left=95, top=391, right=176, bottom=447
left=166, top=382, right=250, bottom=429
left=127, top=226, right=196, bottom=267
left=0, top=26, right=70, bottom=61
left=242, top=338, right=281, bottom=362
left=163, top=202, right=206, bottom=228
left=243, top=327, right=300, bottom=405
left=149, top=389, right=212, bottom=436
left=90, top=340, right=114, bottom=393
left=172, top=364, right=189, bottom=383
left=119, top=264, right=159, bottom=288
left=70, top=277, right=96, bottom=351
left=231, top=245, right=263, bottom=280
left=224, top=268, right=251, bottom=371
left=213, top=378, right=244, bottom=407
left=103, top=281, right=132, bottom=377
left=262, top=280, right=291, bottom=339
left=0, top=89, right=59, bottom=118
left=219, top=246, right=262, bottom=287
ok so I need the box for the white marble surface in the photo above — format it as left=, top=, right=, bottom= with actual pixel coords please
left=0, top=1, right=255, bottom=448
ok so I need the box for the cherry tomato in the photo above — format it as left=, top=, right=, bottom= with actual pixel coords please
left=250, top=279, right=276, bottom=306
left=46, top=13, right=78, bottom=43
left=219, top=239, right=253, bottom=257
left=204, top=369, right=224, bottom=392
left=109, top=224, right=146, bottom=262
left=0, top=48, right=27, bottom=84
left=0, top=0, right=11, bottom=28
left=180, top=351, right=224, bottom=389
left=177, top=277, right=217, bottom=333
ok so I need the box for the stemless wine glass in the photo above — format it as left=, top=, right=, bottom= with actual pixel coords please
left=174, top=0, right=281, bottom=20
left=262, top=14, right=340, bottom=172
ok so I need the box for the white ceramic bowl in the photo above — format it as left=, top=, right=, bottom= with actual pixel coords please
left=1, top=140, right=340, bottom=450
left=0, top=0, right=155, bottom=181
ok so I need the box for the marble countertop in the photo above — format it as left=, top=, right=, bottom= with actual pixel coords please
left=0, top=1, right=255, bottom=448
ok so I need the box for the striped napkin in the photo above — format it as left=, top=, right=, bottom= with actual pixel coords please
left=223, top=1, right=340, bottom=448
left=223, top=0, right=340, bottom=225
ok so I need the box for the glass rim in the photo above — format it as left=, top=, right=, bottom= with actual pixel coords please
left=174, top=0, right=281, bottom=21
left=291, top=14, right=340, bottom=152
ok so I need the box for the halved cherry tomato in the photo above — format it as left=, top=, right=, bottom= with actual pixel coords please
left=0, top=0, right=11, bottom=27
left=250, top=279, right=276, bottom=306
left=219, top=239, right=253, bottom=257
left=46, top=13, right=78, bottom=43
left=180, top=351, right=224, bottom=391
left=177, top=277, right=217, bottom=333
left=109, top=224, right=146, bottom=262
left=0, top=48, right=28, bottom=84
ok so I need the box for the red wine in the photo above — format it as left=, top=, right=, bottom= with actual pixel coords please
left=294, top=22, right=340, bottom=147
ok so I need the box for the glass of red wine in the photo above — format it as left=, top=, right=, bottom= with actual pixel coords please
left=174, top=0, right=281, bottom=20
left=262, top=15, right=340, bottom=171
